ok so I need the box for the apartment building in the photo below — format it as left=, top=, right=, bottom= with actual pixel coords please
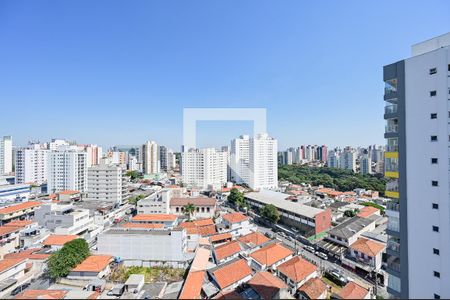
left=181, top=148, right=227, bottom=190
left=137, top=189, right=171, bottom=214
left=34, top=204, right=92, bottom=235
left=341, top=147, right=357, bottom=172
left=230, top=135, right=250, bottom=184
left=383, top=32, right=450, bottom=299
left=85, top=162, right=126, bottom=204
left=47, top=146, right=87, bottom=193
left=0, top=136, right=12, bottom=175
left=160, top=146, right=176, bottom=172
left=82, top=144, right=102, bottom=167
left=15, top=143, right=48, bottom=185
left=360, top=151, right=372, bottom=175
left=142, top=141, right=159, bottom=175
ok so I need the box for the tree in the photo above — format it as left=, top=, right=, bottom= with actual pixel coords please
left=48, top=239, right=90, bottom=280
left=344, top=209, right=357, bottom=217
left=227, top=188, right=246, bottom=208
left=125, top=170, right=143, bottom=181
left=261, top=204, right=280, bottom=224
left=183, top=203, right=196, bottom=221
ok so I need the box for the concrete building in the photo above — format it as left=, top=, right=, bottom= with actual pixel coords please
left=83, top=144, right=103, bottom=167
left=0, top=201, right=42, bottom=225
left=249, top=133, right=278, bottom=190
left=67, top=255, right=113, bottom=280
left=142, top=141, right=159, bottom=175
left=0, top=182, right=31, bottom=203
left=0, top=136, right=12, bottom=175
left=327, top=150, right=341, bottom=168
left=47, top=146, right=87, bottom=193
left=159, top=146, right=175, bottom=172
left=383, top=32, right=450, bottom=298
left=34, top=204, right=92, bottom=235
left=137, top=189, right=171, bottom=214
left=230, top=135, right=250, bottom=184
left=97, top=227, right=193, bottom=268
left=326, top=215, right=378, bottom=247
left=85, top=162, right=126, bottom=204
left=181, top=148, right=227, bottom=191
left=360, top=151, right=372, bottom=175
left=15, top=143, right=49, bottom=185
left=341, top=147, right=357, bottom=172
left=170, top=197, right=217, bottom=219
left=48, top=139, right=69, bottom=151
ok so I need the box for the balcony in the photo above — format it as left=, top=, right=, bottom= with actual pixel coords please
left=386, top=145, right=399, bottom=152
left=384, top=104, right=398, bottom=118
left=386, top=201, right=400, bottom=212
left=387, top=239, right=400, bottom=255
left=385, top=124, right=398, bottom=134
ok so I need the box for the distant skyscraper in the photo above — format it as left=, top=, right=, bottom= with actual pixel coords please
left=327, top=150, right=341, bottom=168
left=359, top=150, right=372, bottom=175
left=383, top=33, right=450, bottom=299
left=15, top=143, right=49, bottom=185
left=142, top=141, right=159, bottom=175
left=0, top=136, right=12, bottom=175
left=341, top=147, right=357, bottom=172
left=230, top=135, right=250, bottom=184
left=85, top=162, right=126, bottom=204
left=83, top=144, right=103, bottom=167
left=249, top=133, right=278, bottom=190
left=47, top=146, right=87, bottom=193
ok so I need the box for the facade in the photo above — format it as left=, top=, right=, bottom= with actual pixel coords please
left=15, top=144, right=49, bottom=185
left=230, top=135, right=250, bottom=184
left=142, top=141, right=159, bottom=175
left=0, top=201, right=42, bottom=224
left=67, top=255, right=113, bottom=280
left=137, top=189, right=171, bottom=214
left=181, top=148, right=227, bottom=190
left=249, top=133, right=278, bottom=190
left=34, top=204, right=92, bottom=235
left=83, top=144, right=103, bottom=167
left=0, top=183, right=31, bottom=203
left=159, top=146, right=175, bottom=172
left=341, top=148, right=357, bottom=172
left=383, top=33, right=450, bottom=299
left=360, top=151, right=372, bottom=175
left=0, top=136, right=12, bottom=175
left=170, top=197, right=217, bottom=219
left=85, top=163, right=126, bottom=204
left=47, top=146, right=87, bottom=193
left=327, top=150, right=340, bottom=168
left=221, top=212, right=255, bottom=237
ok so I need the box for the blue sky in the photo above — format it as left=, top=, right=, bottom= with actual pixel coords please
left=1, top=1, right=449, bottom=151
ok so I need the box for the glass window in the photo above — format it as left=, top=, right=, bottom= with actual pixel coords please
left=430, top=91, right=437, bottom=97
left=429, top=68, right=437, bottom=75
left=431, top=158, right=438, bottom=164
left=385, top=79, right=397, bottom=94
left=433, top=248, right=440, bottom=255
left=434, top=271, right=440, bottom=278
left=432, top=226, right=439, bottom=232
left=431, top=113, right=437, bottom=119
left=432, top=203, right=439, bottom=209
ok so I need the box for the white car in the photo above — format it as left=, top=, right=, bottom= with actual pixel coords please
left=315, top=251, right=328, bottom=260
left=304, top=245, right=315, bottom=253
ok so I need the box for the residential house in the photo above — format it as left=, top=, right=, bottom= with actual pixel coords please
left=170, top=197, right=217, bottom=219
left=221, top=212, right=255, bottom=237
left=247, top=271, right=289, bottom=299
left=67, top=255, right=113, bottom=280
left=42, top=234, right=78, bottom=251
left=332, top=281, right=370, bottom=299
left=277, top=256, right=318, bottom=293
left=130, top=214, right=178, bottom=228
left=213, top=240, right=242, bottom=264
left=343, top=237, right=386, bottom=271
left=249, top=243, right=293, bottom=271
left=298, top=277, right=328, bottom=299
left=209, top=258, right=252, bottom=292
left=0, top=201, right=42, bottom=225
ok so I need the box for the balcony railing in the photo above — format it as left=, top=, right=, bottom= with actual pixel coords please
left=387, top=240, right=400, bottom=253
left=387, top=221, right=400, bottom=232
left=385, top=124, right=399, bottom=134
left=385, top=104, right=398, bottom=114
left=387, top=202, right=400, bottom=212
left=388, top=261, right=401, bottom=272
left=386, top=145, right=399, bottom=152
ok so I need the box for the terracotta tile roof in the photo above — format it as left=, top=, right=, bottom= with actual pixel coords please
left=191, top=247, right=211, bottom=272
left=222, top=212, right=248, bottom=224
left=248, top=271, right=288, bottom=299
left=198, top=237, right=211, bottom=246
left=277, top=256, right=317, bottom=283
left=4, top=248, right=50, bottom=260
left=337, top=281, right=369, bottom=299
left=298, top=277, right=327, bottom=299
left=179, top=220, right=216, bottom=236
left=350, top=238, right=385, bottom=257
left=15, top=290, right=68, bottom=300
left=4, top=220, right=35, bottom=228
left=212, top=259, right=252, bottom=289
left=357, top=206, right=380, bottom=218
left=0, top=226, right=20, bottom=237
left=213, top=290, right=243, bottom=299
left=170, top=197, right=216, bottom=206
left=72, top=255, right=113, bottom=273
left=214, top=240, right=242, bottom=261
left=0, top=201, right=42, bottom=215
left=209, top=233, right=232, bottom=243
left=249, top=243, right=293, bottom=267
left=0, top=258, right=26, bottom=273
left=197, top=224, right=217, bottom=236
left=179, top=270, right=205, bottom=299
left=48, top=194, right=58, bottom=199
left=238, top=232, right=270, bottom=247
left=122, top=222, right=164, bottom=229
left=43, top=235, right=78, bottom=246
left=59, top=190, right=80, bottom=195
left=131, top=214, right=177, bottom=222
left=192, top=218, right=215, bottom=226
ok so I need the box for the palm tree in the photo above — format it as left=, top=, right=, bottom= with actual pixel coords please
left=183, top=203, right=196, bottom=221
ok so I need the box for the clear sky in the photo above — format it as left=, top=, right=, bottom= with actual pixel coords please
left=1, top=1, right=449, bottom=151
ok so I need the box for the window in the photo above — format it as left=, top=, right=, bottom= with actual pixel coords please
left=434, top=294, right=441, bottom=299
left=430, top=91, right=437, bottom=97
left=431, top=113, right=437, bottom=119
left=434, top=271, right=440, bottom=278
left=431, top=136, right=438, bottom=142
left=431, top=158, right=438, bottom=164
left=433, top=226, right=439, bottom=232
left=432, top=203, right=439, bottom=209
left=429, top=68, right=437, bottom=75
left=433, top=248, right=440, bottom=255
left=432, top=181, right=439, bottom=187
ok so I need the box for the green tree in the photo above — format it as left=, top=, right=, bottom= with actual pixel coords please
left=227, top=188, right=246, bottom=208
left=48, top=238, right=90, bottom=280
left=260, top=204, right=280, bottom=223
left=183, top=203, right=196, bottom=221
left=344, top=209, right=357, bottom=217
left=125, top=170, right=143, bottom=180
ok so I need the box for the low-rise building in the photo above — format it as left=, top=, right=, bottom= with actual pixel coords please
left=34, top=204, right=92, bottom=235
left=0, top=201, right=42, bottom=225
left=0, top=258, right=27, bottom=283
left=0, top=183, right=31, bottom=203
left=237, top=231, right=270, bottom=250
left=247, top=271, right=289, bottom=300
left=97, top=227, right=192, bottom=268
left=57, top=190, right=81, bottom=202
left=298, top=277, right=328, bottom=299
left=249, top=242, right=293, bottom=272
left=213, top=240, right=242, bottom=264
left=130, top=214, right=178, bottom=228
left=170, top=197, right=217, bottom=219
left=209, top=258, right=252, bottom=292
left=245, top=190, right=331, bottom=236
left=0, top=226, right=21, bottom=259
left=137, top=189, right=171, bottom=214
left=14, top=290, right=68, bottom=300
left=333, top=281, right=370, bottom=299
left=67, top=255, right=113, bottom=280
left=343, top=237, right=386, bottom=271
left=357, top=206, right=381, bottom=219
left=277, top=256, right=318, bottom=293
left=42, top=234, right=78, bottom=251
left=221, top=212, right=255, bottom=237
left=326, top=215, right=378, bottom=247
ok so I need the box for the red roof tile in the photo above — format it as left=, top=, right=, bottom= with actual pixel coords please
left=0, top=258, right=26, bottom=273
left=122, top=222, right=164, bottom=229
left=43, top=235, right=78, bottom=246
left=212, top=259, right=252, bottom=289
left=0, top=201, right=42, bottom=215
left=337, top=282, right=369, bottom=299
left=249, top=243, right=293, bottom=267
left=0, top=226, right=20, bottom=237
left=223, top=212, right=248, bottom=224
left=4, top=220, right=35, bottom=228
left=277, top=256, right=317, bottom=283
left=248, top=271, right=288, bottom=299
left=15, top=290, right=68, bottom=300
left=132, top=214, right=177, bottom=222
left=179, top=271, right=205, bottom=299
left=238, top=232, right=270, bottom=247
left=209, top=233, right=232, bottom=243
left=214, top=240, right=242, bottom=261
left=350, top=238, right=385, bottom=257
left=72, top=255, right=113, bottom=272
left=357, top=206, right=380, bottom=218
left=298, top=277, right=327, bottom=299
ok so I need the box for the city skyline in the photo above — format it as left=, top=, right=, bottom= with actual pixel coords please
left=1, top=1, right=449, bottom=150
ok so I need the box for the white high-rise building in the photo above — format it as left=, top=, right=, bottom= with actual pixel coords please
left=0, top=136, right=12, bottom=175
left=249, top=133, right=278, bottom=190
left=359, top=152, right=372, bottom=175
left=160, top=146, right=176, bottom=172
left=327, top=150, right=341, bottom=168
left=48, top=139, right=69, bottom=151
left=383, top=33, right=450, bottom=299
left=47, top=146, right=87, bottom=193
left=85, top=162, right=126, bottom=204
left=230, top=135, right=250, bottom=184
left=142, top=141, right=159, bottom=175
left=15, top=143, right=49, bottom=185
left=181, top=148, right=227, bottom=190
left=341, top=148, right=357, bottom=172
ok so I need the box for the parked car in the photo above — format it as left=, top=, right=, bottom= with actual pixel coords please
left=326, top=269, right=348, bottom=286
left=264, top=232, right=273, bottom=238
left=11, top=283, right=31, bottom=296
left=315, top=251, right=328, bottom=260
left=304, top=245, right=315, bottom=253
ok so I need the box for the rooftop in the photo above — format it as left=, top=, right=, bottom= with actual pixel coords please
left=211, top=258, right=252, bottom=289
left=328, top=215, right=378, bottom=240
left=43, top=234, right=78, bottom=246
left=4, top=248, right=51, bottom=260
left=72, top=255, right=113, bottom=273
left=0, top=258, right=26, bottom=273
left=209, top=232, right=232, bottom=243
left=357, top=206, right=379, bottom=218
left=337, top=281, right=370, bottom=299
left=350, top=237, right=385, bottom=257
left=4, top=220, right=35, bottom=227
left=0, top=201, right=42, bottom=215
left=0, top=226, right=21, bottom=236
left=214, top=240, right=242, bottom=261
left=298, top=277, right=327, bottom=299
left=15, top=289, right=68, bottom=300
left=122, top=222, right=164, bottom=229
left=178, top=270, right=205, bottom=299
left=245, top=190, right=324, bottom=218
left=248, top=271, right=288, bottom=299
left=222, top=212, right=248, bottom=224
left=238, top=231, right=270, bottom=247
left=59, top=190, right=80, bottom=195
left=170, top=197, right=216, bottom=206
left=249, top=243, right=293, bottom=267
left=191, top=247, right=211, bottom=272
left=132, top=214, right=177, bottom=222
left=277, top=256, right=317, bottom=283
